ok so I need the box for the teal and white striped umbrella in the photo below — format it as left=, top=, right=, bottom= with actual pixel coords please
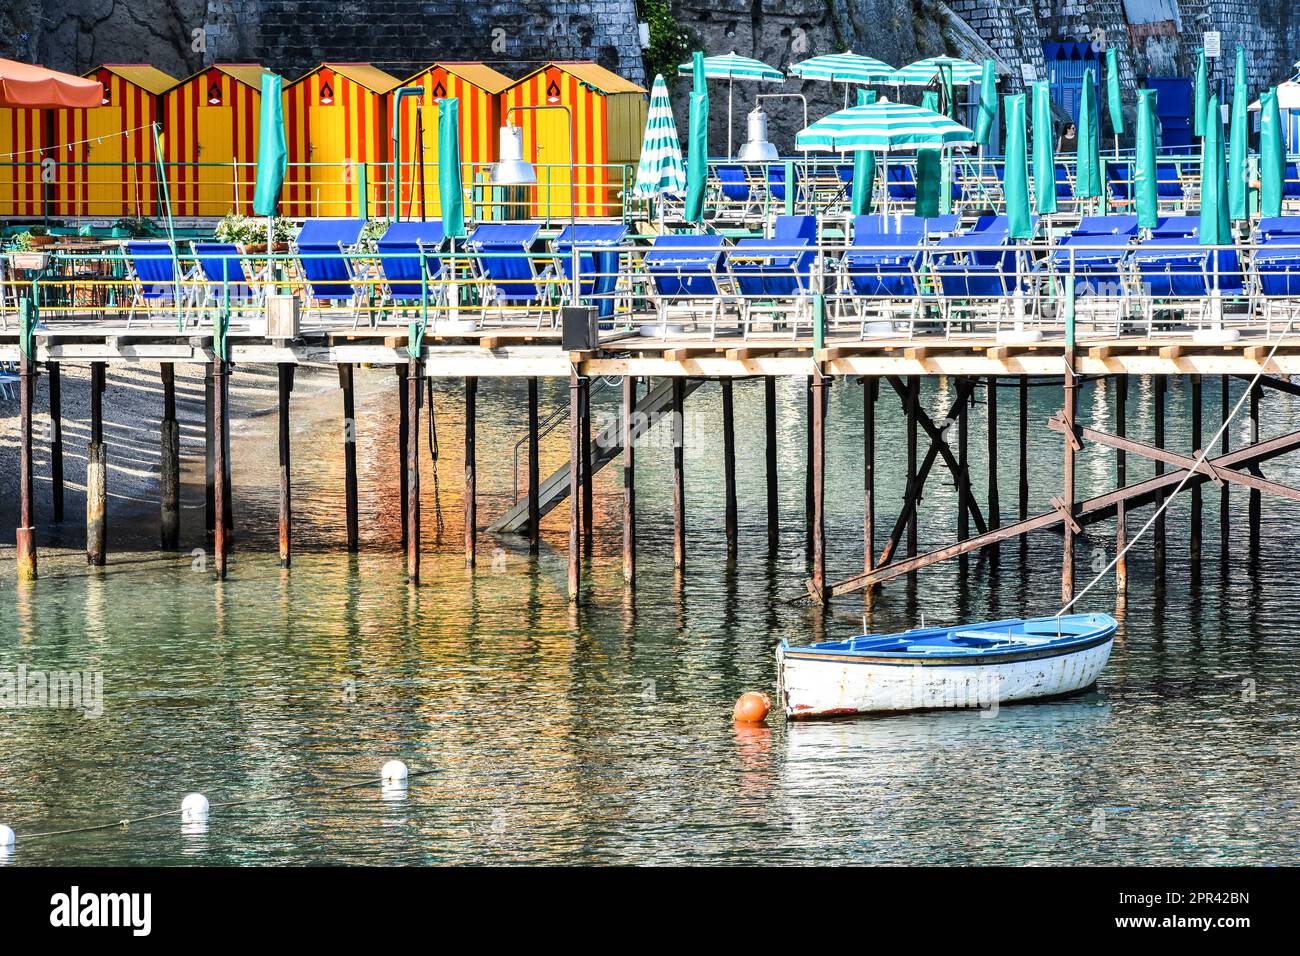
left=676, top=51, right=785, bottom=83
left=789, top=52, right=894, bottom=85
left=891, top=56, right=983, bottom=86
left=796, top=102, right=976, bottom=153
left=633, top=74, right=686, bottom=199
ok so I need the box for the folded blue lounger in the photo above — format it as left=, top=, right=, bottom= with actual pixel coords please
left=376, top=220, right=446, bottom=303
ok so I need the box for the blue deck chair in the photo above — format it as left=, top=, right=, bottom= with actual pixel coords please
left=296, top=219, right=368, bottom=322
left=552, top=223, right=627, bottom=320
left=886, top=165, right=916, bottom=204
left=929, top=230, right=1021, bottom=331
left=836, top=231, right=926, bottom=338
left=1150, top=216, right=1200, bottom=239
left=1255, top=217, right=1300, bottom=242
left=1074, top=215, right=1139, bottom=237
left=715, top=166, right=756, bottom=216
left=1128, top=236, right=1215, bottom=332
left=1284, top=162, right=1300, bottom=202
left=773, top=215, right=817, bottom=241
left=467, top=222, right=546, bottom=324
left=374, top=220, right=446, bottom=323
left=125, top=240, right=190, bottom=327
left=643, top=234, right=727, bottom=334
left=1107, top=164, right=1134, bottom=207
left=1040, top=233, right=1134, bottom=330
left=766, top=164, right=808, bottom=207
left=1253, top=240, right=1300, bottom=325
left=191, top=242, right=256, bottom=318
left=1155, top=162, right=1186, bottom=203
left=727, top=235, right=815, bottom=337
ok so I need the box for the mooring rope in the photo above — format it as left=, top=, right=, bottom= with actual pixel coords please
left=1059, top=315, right=1297, bottom=617
left=13, top=769, right=438, bottom=841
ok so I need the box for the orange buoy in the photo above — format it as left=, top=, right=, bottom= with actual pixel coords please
left=733, top=691, right=771, bottom=724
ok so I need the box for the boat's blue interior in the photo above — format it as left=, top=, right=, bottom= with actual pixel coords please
left=799, top=614, right=1115, bottom=656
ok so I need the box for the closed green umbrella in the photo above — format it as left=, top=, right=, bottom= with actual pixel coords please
left=1075, top=68, right=1102, bottom=201
left=1004, top=93, right=1031, bottom=240
left=1259, top=87, right=1285, bottom=218
left=684, top=52, right=709, bottom=224
left=1228, top=44, right=1249, bottom=221
left=438, top=97, right=465, bottom=238
left=916, top=90, right=942, bottom=217
left=1193, top=47, right=1207, bottom=139
left=1200, top=92, right=1231, bottom=246
left=973, top=59, right=997, bottom=147
left=252, top=72, right=286, bottom=218
left=1105, top=47, right=1124, bottom=143
left=1031, top=80, right=1056, bottom=215
left=850, top=88, right=877, bottom=216
left=1135, top=88, right=1158, bottom=229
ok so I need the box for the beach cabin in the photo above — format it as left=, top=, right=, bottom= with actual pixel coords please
left=162, top=64, right=277, bottom=218
left=283, top=63, right=402, bottom=218
left=0, top=103, right=46, bottom=218
left=395, top=62, right=512, bottom=218
left=500, top=62, right=647, bottom=219
left=49, top=65, right=175, bottom=218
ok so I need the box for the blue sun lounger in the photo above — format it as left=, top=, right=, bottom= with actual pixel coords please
left=552, top=223, right=627, bottom=319
left=125, top=240, right=190, bottom=327
left=929, top=230, right=1021, bottom=330
left=727, top=232, right=815, bottom=337
left=1249, top=220, right=1300, bottom=323
left=836, top=231, right=927, bottom=338
left=374, top=220, right=446, bottom=323
left=296, top=219, right=368, bottom=321
left=643, top=233, right=728, bottom=333
left=467, top=222, right=546, bottom=324
left=1073, top=215, right=1139, bottom=237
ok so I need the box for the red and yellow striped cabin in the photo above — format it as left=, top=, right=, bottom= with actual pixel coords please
left=0, top=103, right=46, bottom=218
left=49, top=65, right=175, bottom=218
left=283, top=63, right=401, bottom=218
left=394, top=62, right=511, bottom=218
left=500, top=62, right=646, bottom=219
left=162, top=64, right=275, bottom=218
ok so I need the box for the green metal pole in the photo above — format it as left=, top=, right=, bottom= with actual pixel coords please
left=356, top=162, right=369, bottom=220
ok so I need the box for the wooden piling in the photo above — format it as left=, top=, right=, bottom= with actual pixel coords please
left=160, top=364, right=180, bottom=550
left=1221, top=376, right=1230, bottom=560
left=863, top=376, right=876, bottom=575
left=810, top=370, right=827, bottom=599
left=906, top=376, right=919, bottom=564
left=805, top=375, right=813, bottom=558
left=406, top=359, right=421, bottom=583
left=340, top=364, right=359, bottom=553
left=277, top=363, right=292, bottom=567
left=205, top=367, right=215, bottom=533
left=1249, top=381, right=1261, bottom=551
left=1018, top=376, right=1029, bottom=520
left=622, top=374, right=636, bottom=586
left=986, top=376, right=999, bottom=536
left=722, top=379, right=738, bottom=558
left=87, top=361, right=107, bottom=568
left=397, top=366, right=409, bottom=549
left=465, top=376, right=477, bottom=566
left=1115, top=374, right=1128, bottom=592
left=1154, top=375, right=1166, bottom=575
left=672, top=376, right=686, bottom=570
left=48, top=361, right=63, bottom=523
left=1061, top=359, right=1077, bottom=605
left=579, top=375, right=593, bottom=550
left=15, top=349, right=37, bottom=581
left=1190, top=375, right=1202, bottom=565
left=528, top=377, right=540, bottom=554
left=765, top=376, right=778, bottom=552
left=212, top=359, right=228, bottom=579
left=957, top=378, right=970, bottom=547
left=568, top=369, right=582, bottom=599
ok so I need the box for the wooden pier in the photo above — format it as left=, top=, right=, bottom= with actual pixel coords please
left=6, top=320, right=1300, bottom=606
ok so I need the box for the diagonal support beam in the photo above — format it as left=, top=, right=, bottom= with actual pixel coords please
left=815, top=425, right=1300, bottom=599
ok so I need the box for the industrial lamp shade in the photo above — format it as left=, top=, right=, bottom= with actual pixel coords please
left=490, top=125, right=537, bottom=185
left=737, top=107, right=779, bottom=162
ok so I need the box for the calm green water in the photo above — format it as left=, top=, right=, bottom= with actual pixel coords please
left=2, top=373, right=1298, bottom=865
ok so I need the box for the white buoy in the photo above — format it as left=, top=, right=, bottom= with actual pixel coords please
left=180, top=793, right=210, bottom=823
left=0, top=824, right=14, bottom=848
left=381, top=760, right=409, bottom=785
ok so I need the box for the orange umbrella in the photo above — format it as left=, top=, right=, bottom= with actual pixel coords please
left=0, top=58, right=100, bottom=108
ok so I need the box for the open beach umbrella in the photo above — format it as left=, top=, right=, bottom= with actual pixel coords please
left=1200, top=92, right=1231, bottom=246
left=891, top=56, right=982, bottom=86
left=1004, top=93, right=1031, bottom=240
left=1228, top=45, right=1249, bottom=221
left=633, top=74, right=686, bottom=203
left=0, top=57, right=100, bottom=108
left=677, top=51, right=783, bottom=158
left=790, top=52, right=893, bottom=107
left=795, top=101, right=976, bottom=153
left=850, top=88, right=878, bottom=216
left=1031, top=80, right=1056, bottom=215
left=1105, top=47, right=1124, bottom=146
left=1075, top=68, right=1102, bottom=202
left=438, top=97, right=465, bottom=238
left=1259, top=87, right=1285, bottom=219
left=1135, top=88, right=1159, bottom=230
left=1193, top=48, right=1208, bottom=139
left=684, top=53, right=710, bottom=224
left=973, top=59, right=998, bottom=147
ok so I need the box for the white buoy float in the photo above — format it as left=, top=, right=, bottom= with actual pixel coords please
left=180, top=793, right=210, bottom=823
left=381, top=760, right=409, bottom=786
left=0, top=824, right=14, bottom=849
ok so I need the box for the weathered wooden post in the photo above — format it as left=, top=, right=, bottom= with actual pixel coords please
left=1190, top=374, right=1202, bottom=566
left=1061, top=289, right=1077, bottom=604
left=986, top=376, right=999, bottom=537
left=15, top=305, right=37, bottom=581
left=277, top=363, right=293, bottom=567
left=622, top=374, right=636, bottom=586
left=1154, top=375, right=1166, bottom=576
left=765, top=377, right=778, bottom=552
left=957, top=377, right=970, bottom=550
left=465, top=376, right=477, bottom=566
left=1018, top=375, right=1029, bottom=520
left=340, top=364, right=359, bottom=553
left=205, top=366, right=215, bottom=533
left=580, top=375, right=593, bottom=550
left=87, top=361, right=108, bottom=568
left=810, top=369, right=827, bottom=599
left=863, top=376, right=876, bottom=575
left=48, top=361, right=63, bottom=523
left=1249, top=381, right=1261, bottom=552
left=160, top=363, right=180, bottom=550
left=568, top=369, right=582, bottom=599
left=212, top=358, right=228, bottom=579
left=1115, top=374, right=1128, bottom=592
left=672, top=376, right=686, bottom=570
left=1220, top=376, right=1231, bottom=560
left=722, top=379, right=738, bottom=558
left=906, top=376, right=919, bottom=564
left=397, top=366, right=409, bottom=549
left=528, top=377, right=540, bottom=554
left=406, top=358, right=421, bottom=583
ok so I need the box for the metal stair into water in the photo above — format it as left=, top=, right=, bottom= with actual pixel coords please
left=489, top=377, right=706, bottom=535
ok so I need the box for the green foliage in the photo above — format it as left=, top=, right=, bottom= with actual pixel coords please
left=214, top=212, right=295, bottom=246
left=641, top=0, right=694, bottom=86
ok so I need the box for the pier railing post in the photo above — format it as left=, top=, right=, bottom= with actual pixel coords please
left=622, top=374, right=636, bottom=586
left=160, top=363, right=180, bottom=550
left=87, top=361, right=108, bottom=569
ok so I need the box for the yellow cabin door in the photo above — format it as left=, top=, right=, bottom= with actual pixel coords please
left=196, top=108, right=232, bottom=217
left=0, top=108, right=36, bottom=217
left=533, top=108, right=573, bottom=220
left=310, top=114, right=347, bottom=217
left=85, top=109, right=123, bottom=218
